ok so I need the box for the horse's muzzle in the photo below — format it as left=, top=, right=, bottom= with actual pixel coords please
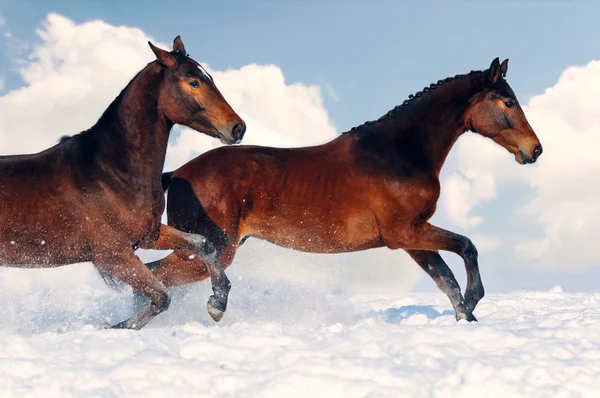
left=519, top=144, right=543, bottom=164
left=231, top=122, right=246, bottom=143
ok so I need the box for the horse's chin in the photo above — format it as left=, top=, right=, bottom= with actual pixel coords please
left=515, top=154, right=526, bottom=165
left=218, top=133, right=239, bottom=145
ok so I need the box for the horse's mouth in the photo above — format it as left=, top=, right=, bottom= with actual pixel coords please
left=219, top=133, right=241, bottom=145
left=518, top=150, right=538, bottom=165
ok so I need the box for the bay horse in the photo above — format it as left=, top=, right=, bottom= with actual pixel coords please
left=123, top=58, right=542, bottom=322
left=0, top=36, right=245, bottom=329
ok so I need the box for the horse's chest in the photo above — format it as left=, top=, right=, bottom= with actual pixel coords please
left=117, top=191, right=164, bottom=234
left=84, top=188, right=164, bottom=246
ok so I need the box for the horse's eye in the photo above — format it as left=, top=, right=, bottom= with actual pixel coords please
left=189, top=81, right=200, bottom=89
left=504, top=100, right=514, bottom=108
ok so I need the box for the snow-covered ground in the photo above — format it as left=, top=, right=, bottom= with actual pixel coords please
left=0, top=265, right=599, bottom=397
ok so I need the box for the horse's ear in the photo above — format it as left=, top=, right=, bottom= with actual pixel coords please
left=173, top=35, right=186, bottom=54
left=488, top=57, right=501, bottom=83
left=500, top=59, right=509, bottom=77
left=148, top=41, right=177, bottom=68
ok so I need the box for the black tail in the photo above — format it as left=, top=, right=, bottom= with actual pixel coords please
left=161, top=171, right=174, bottom=193
left=100, top=171, right=175, bottom=293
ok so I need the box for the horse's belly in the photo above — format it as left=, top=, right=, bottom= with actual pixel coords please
left=250, top=208, right=382, bottom=254
left=0, top=224, right=91, bottom=268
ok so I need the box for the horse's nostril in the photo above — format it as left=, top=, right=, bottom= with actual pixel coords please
left=232, top=123, right=245, bottom=140
left=532, top=144, right=543, bottom=159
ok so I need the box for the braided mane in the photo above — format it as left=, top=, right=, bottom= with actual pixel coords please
left=348, top=69, right=480, bottom=133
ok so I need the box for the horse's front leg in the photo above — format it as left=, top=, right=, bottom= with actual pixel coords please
left=384, top=222, right=484, bottom=321
left=141, top=224, right=230, bottom=322
left=405, top=249, right=476, bottom=321
left=94, top=250, right=171, bottom=330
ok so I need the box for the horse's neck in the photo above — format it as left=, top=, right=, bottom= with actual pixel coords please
left=90, top=63, right=173, bottom=190
left=374, top=74, right=482, bottom=175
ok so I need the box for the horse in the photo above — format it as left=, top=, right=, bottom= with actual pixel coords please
left=0, top=36, right=246, bottom=329
left=117, top=57, right=542, bottom=323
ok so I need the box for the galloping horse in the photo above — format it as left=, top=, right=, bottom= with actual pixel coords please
left=0, top=36, right=245, bottom=329
left=124, top=58, right=542, bottom=322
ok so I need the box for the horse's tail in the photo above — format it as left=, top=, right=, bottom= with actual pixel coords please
left=161, top=171, right=174, bottom=193
left=99, top=171, right=174, bottom=293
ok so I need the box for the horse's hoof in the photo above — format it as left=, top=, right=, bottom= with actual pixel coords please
left=96, top=321, right=111, bottom=330
left=455, top=307, right=478, bottom=322
left=207, top=302, right=224, bottom=322
left=456, top=313, right=478, bottom=322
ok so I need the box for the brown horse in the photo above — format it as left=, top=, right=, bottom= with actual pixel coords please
left=125, top=58, right=542, bottom=322
left=0, top=36, right=245, bottom=329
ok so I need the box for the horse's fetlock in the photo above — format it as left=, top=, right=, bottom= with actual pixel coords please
left=213, top=284, right=230, bottom=300
left=152, top=291, right=171, bottom=313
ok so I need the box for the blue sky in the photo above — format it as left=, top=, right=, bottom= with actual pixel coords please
left=1, top=1, right=600, bottom=292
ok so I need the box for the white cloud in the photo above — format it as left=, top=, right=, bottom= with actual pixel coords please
left=444, top=60, right=600, bottom=269
left=442, top=168, right=496, bottom=229
left=0, top=76, right=4, bottom=92
left=0, top=13, right=421, bottom=293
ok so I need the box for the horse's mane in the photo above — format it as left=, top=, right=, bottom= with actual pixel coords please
left=347, top=69, right=482, bottom=133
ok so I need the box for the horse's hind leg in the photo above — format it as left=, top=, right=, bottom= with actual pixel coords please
left=147, top=250, right=210, bottom=287
left=142, top=224, right=231, bottom=322
left=405, top=249, right=476, bottom=321
left=94, top=250, right=170, bottom=330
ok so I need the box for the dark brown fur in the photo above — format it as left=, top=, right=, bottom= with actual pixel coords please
left=139, top=58, right=542, bottom=322
left=0, top=36, right=245, bottom=329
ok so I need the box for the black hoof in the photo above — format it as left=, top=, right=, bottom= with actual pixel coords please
left=456, top=311, right=478, bottom=322
left=97, top=320, right=132, bottom=329
left=207, top=296, right=225, bottom=322
left=455, top=303, right=478, bottom=322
